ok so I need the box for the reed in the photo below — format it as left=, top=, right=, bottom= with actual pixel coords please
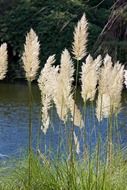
left=22, top=29, right=40, bottom=190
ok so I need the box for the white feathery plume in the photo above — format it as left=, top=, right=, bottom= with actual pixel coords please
left=124, top=70, right=127, bottom=88
left=96, top=54, right=114, bottom=121
left=38, top=55, right=58, bottom=134
left=38, top=55, right=56, bottom=91
left=81, top=54, right=102, bottom=102
left=0, top=43, right=8, bottom=80
left=22, top=29, right=40, bottom=81
left=96, top=55, right=124, bottom=121
left=72, top=14, right=88, bottom=60
left=53, top=49, right=83, bottom=127
left=53, top=49, right=74, bottom=122
left=110, top=62, right=124, bottom=114
left=95, top=55, right=102, bottom=71
left=73, top=131, right=80, bottom=154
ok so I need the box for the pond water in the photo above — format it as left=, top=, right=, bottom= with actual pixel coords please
left=0, top=82, right=127, bottom=160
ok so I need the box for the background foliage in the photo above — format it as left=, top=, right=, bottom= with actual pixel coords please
left=1, top=0, right=126, bottom=81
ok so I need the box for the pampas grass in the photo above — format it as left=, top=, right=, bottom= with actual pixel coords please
left=38, top=55, right=57, bottom=134
left=96, top=54, right=124, bottom=121
left=0, top=43, right=8, bottom=80
left=81, top=54, right=102, bottom=103
left=22, top=28, right=40, bottom=190
left=1, top=12, right=127, bottom=190
left=70, top=13, right=88, bottom=163
left=72, top=14, right=88, bottom=60
left=22, top=29, right=40, bottom=82
left=96, top=55, right=124, bottom=165
left=53, top=49, right=74, bottom=123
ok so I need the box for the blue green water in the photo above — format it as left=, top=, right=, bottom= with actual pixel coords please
left=0, top=83, right=127, bottom=160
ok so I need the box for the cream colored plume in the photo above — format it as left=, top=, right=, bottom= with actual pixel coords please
left=110, top=62, right=124, bottom=113
left=72, top=13, right=88, bottom=60
left=81, top=54, right=102, bottom=102
left=0, top=43, right=8, bottom=80
left=53, top=49, right=74, bottom=122
left=22, top=29, right=40, bottom=81
left=96, top=55, right=124, bottom=121
left=38, top=55, right=58, bottom=134
left=52, top=49, right=83, bottom=127
left=38, top=55, right=56, bottom=91
left=73, top=131, right=80, bottom=154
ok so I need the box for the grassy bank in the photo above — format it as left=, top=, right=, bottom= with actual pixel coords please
left=0, top=151, right=127, bottom=190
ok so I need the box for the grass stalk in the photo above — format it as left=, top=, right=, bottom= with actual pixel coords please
left=82, top=101, right=88, bottom=158
left=28, top=80, right=33, bottom=190
left=96, top=136, right=100, bottom=190
left=57, top=99, right=64, bottom=160
left=70, top=60, right=79, bottom=168
left=107, top=107, right=113, bottom=169
left=36, top=106, right=41, bottom=152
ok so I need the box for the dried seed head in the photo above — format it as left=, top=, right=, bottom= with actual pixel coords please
left=38, top=55, right=57, bottom=134
left=72, top=14, right=88, bottom=60
left=22, top=29, right=40, bottom=81
left=81, top=54, right=102, bottom=102
left=53, top=49, right=74, bottom=122
left=96, top=55, right=124, bottom=121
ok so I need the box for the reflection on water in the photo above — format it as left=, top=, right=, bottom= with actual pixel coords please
left=0, top=82, right=127, bottom=159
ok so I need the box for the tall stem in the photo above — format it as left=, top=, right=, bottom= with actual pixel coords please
left=96, top=134, right=100, bottom=190
left=28, top=80, right=32, bottom=189
left=107, top=107, right=113, bottom=167
left=36, top=106, right=41, bottom=152
left=70, top=60, right=79, bottom=164
left=82, top=101, right=87, bottom=157
left=114, top=113, right=121, bottom=150
left=57, top=98, right=64, bottom=160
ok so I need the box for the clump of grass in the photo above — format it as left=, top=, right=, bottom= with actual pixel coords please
left=1, top=152, right=127, bottom=190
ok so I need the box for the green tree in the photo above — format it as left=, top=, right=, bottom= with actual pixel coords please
left=0, top=0, right=113, bottom=80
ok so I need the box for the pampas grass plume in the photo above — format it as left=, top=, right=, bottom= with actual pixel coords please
left=38, top=55, right=56, bottom=91
left=96, top=55, right=124, bottom=121
left=38, top=55, right=57, bottom=134
left=52, top=49, right=83, bottom=127
left=53, top=49, right=74, bottom=122
left=0, top=43, right=8, bottom=80
left=81, top=54, right=102, bottom=102
left=96, top=54, right=114, bottom=121
left=72, top=14, right=88, bottom=60
left=22, top=29, right=40, bottom=81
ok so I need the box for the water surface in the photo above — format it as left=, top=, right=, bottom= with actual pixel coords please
left=0, top=82, right=127, bottom=159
